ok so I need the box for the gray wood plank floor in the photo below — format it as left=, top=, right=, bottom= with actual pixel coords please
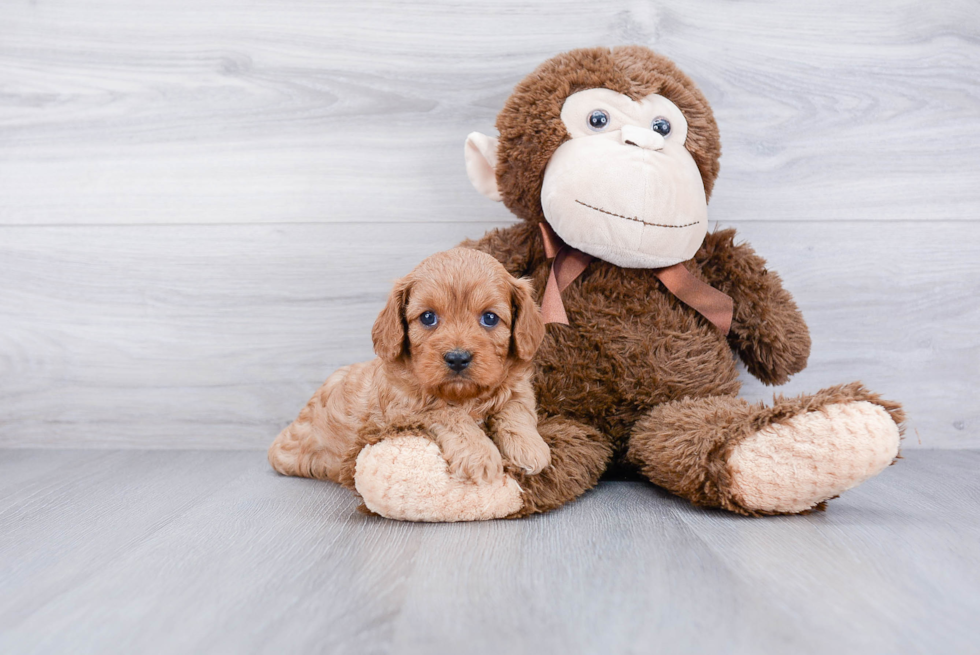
left=1, top=449, right=978, bottom=655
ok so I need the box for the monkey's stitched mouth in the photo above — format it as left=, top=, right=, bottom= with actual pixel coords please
left=575, top=200, right=699, bottom=229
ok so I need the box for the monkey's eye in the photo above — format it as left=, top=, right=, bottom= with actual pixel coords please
left=419, top=311, right=438, bottom=327
left=588, top=109, right=610, bottom=132
left=651, top=117, right=671, bottom=136
left=480, top=312, right=499, bottom=328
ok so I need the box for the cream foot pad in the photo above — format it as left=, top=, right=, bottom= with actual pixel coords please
left=354, top=436, right=523, bottom=522
left=728, top=401, right=901, bottom=514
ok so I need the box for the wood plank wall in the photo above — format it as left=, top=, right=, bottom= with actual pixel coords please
left=1, top=0, right=978, bottom=448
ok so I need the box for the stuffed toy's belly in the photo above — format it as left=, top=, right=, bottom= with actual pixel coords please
left=529, top=260, right=740, bottom=444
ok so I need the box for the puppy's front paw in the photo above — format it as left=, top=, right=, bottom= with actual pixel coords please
left=443, top=438, right=504, bottom=484
left=499, top=430, right=551, bottom=475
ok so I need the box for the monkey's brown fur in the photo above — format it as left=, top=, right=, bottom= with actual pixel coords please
left=476, top=46, right=902, bottom=516
left=339, top=46, right=904, bottom=518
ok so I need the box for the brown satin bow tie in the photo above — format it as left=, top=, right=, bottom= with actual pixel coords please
left=538, top=223, right=733, bottom=334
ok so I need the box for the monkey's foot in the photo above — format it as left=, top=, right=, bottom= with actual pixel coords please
left=353, top=436, right=523, bottom=522
left=727, top=401, right=901, bottom=514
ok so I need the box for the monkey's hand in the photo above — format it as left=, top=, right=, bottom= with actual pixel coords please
left=696, top=228, right=811, bottom=385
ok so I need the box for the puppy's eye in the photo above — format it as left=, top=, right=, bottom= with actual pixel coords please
left=588, top=109, right=610, bottom=132
left=480, top=312, right=499, bottom=328
left=651, top=117, right=671, bottom=136
left=419, top=311, right=438, bottom=327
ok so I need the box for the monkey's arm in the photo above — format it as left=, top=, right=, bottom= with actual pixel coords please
left=459, top=221, right=546, bottom=278
left=694, top=228, right=811, bottom=385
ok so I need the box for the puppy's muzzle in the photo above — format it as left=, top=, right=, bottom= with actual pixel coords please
left=443, top=349, right=472, bottom=373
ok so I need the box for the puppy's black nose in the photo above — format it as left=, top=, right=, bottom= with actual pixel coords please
left=444, top=349, right=472, bottom=373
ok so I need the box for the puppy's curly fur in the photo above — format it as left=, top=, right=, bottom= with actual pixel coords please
left=268, top=248, right=548, bottom=485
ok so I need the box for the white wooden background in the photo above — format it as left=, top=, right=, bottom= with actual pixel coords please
left=1, top=0, right=977, bottom=449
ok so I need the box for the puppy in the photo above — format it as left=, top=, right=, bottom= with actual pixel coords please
left=268, top=247, right=549, bottom=485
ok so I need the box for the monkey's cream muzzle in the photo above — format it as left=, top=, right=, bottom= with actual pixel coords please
left=539, top=89, right=709, bottom=269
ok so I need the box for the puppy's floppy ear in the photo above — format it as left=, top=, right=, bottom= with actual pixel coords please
left=372, top=277, right=412, bottom=362
left=509, top=276, right=546, bottom=361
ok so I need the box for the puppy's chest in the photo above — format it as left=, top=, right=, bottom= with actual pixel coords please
left=381, top=394, right=497, bottom=426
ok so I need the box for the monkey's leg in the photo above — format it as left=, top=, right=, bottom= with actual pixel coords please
left=340, top=416, right=612, bottom=522
left=505, top=416, right=613, bottom=518
left=626, top=383, right=904, bottom=515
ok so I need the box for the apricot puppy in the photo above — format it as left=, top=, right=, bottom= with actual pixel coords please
left=268, top=247, right=549, bottom=486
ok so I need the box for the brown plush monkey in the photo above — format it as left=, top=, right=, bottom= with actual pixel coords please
left=340, top=46, right=904, bottom=520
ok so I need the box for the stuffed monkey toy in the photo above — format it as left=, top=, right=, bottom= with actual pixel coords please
left=338, top=46, right=904, bottom=520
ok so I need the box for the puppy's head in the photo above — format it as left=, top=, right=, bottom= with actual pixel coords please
left=372, top=248, right=545, bottom=402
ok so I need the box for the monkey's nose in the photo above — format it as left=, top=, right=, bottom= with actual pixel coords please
left=622, top=125, right=665, bottom=151
left=444, top=349, right=472, bottom=373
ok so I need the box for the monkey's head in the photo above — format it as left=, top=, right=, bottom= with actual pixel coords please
left=465, top=46, right=721, bottom=269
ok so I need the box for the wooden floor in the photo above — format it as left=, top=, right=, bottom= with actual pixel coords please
left=1, top=449, right=977, bottom=654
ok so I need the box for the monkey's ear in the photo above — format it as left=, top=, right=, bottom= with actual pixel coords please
left=509, top=276, right=545, bottom=361
left=372, top=277, right=412, bottom=363
left=464, top=132, right=502, bottom=202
